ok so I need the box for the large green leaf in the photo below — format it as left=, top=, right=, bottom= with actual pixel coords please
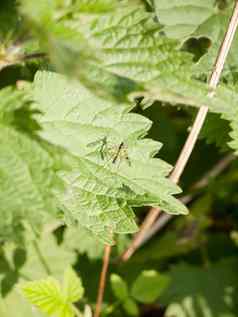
left=32, top=70, right=188, bottom=243
left=0, top=87, right=60, bottom=243
left=72, top=4, right=192, bottom=83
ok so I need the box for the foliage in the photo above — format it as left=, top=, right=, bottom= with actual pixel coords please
left=162, top=258, right=238, bottom=317
left=0, top=0, right=238, bottom=317
left=21, top=267, right=84, bottom=317
left=110, top=270, right=170, bottom=315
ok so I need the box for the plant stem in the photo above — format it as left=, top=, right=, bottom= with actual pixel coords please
left=121, top=0, right=238, bottom=262
left=94, top=245, right=112, bottom=317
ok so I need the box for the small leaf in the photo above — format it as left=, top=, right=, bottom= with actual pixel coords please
left=21, top=267, right=84, bottom=317
left=131, top=270, right=170, bottom=303
left=110, top=274, right=129, bottom=301
left=21, top=277, right=63, bottom=315
left=123, top=298, right=139, bottom=316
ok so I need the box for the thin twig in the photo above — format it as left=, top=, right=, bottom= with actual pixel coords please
left=94, top=245, right=112, bottom=317
left=139, top=153, right=235, bottom=247
left=121, top=1, right=238, bottom=262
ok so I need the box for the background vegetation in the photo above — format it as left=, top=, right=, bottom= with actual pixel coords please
left=0, top=1, right=238, bottom=316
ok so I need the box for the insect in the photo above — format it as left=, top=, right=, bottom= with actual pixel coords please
left=87, top=137, right=131, bottom=166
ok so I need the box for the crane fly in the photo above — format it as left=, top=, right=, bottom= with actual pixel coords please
left=87, top=137, right=131, bottom=166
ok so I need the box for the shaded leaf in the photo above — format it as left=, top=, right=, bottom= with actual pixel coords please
left=110, top=274, right=129, bottom=301
left=131, top=270, right=170, bottom=303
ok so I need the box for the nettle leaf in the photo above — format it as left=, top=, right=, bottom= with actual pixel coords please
left=154, top=0, right=216, bottom=40
left=71, top=3, right=192, bottom=83
left=20, top=0, right=136, bottom=101
left=138, top=73, right=238, bottom=114
left=21, top=267, right=83, bottom=317
left=0, top=87, right=60, bottom=243
left=200, top=113, right=230, bottom=151
left=139, top=75, right=238, bottom=155
left=154, top=0, right=238, bottom=76
left=74, top=0, right=117, bottom=13
left=228, top=118, right=238, bottom=154
left=32, top=70, right=188, bottom=244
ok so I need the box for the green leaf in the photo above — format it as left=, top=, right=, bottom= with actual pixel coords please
left=154, top=1, right=238, bottom=76
left=19, top=232, right=76, bottom=280
left=161, top=258, right=238, bottom=317
left=154, top=0, right=216, bottom=40
left=110, top=274, right=129, bottom=301
left=0, top=124, right=59, bottom=242
left=32, top=70, right=188, bottom=243
left=21, top=278, right=63, bottom=316
left=64, top=225, right=104, bottom=259
left=123, top=298, right=139, bottom=316
left=138, top=73, right=238, bottom=114
left=20, top=0, right=136, bottom=101
left=139, top=73, right=238, bottom=155
left=76, top=4, right=192, bottom=83
left=192, top=3, right=238, bottom=76
left=0, top=86, right=64, bottom=243
left=21, top=267, right=83, bottom=317
left=131, top=270, right=170, bottom=303
left=200, top=113, right=230, bottom=151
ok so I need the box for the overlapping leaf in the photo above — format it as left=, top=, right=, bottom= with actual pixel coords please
left=0, top=87, right=60, bottom=243
left=138, top=74, right=238, bottom=154
left=64, top=225, right=104, bottom=259
left=32, top=70, right=188, bottom=244
left=19, top=235, right=75, bottom=281
left=154, top=0, right=238, bottom=76
left=72, top=3, right=192, bottom=83
left=153, top=0, right=216, bottom=40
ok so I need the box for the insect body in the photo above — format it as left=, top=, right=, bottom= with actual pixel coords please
left=87, top=137, right=131, bottom=166
left=111, top=142, right=130, bottom=165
